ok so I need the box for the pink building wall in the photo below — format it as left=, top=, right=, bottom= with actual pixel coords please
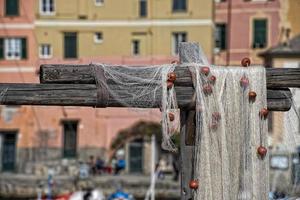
left=214, top=0, right=281, bottom=65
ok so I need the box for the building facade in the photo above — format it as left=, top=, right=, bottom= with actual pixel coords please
left=0, top=0, right=214, bottom=174
left=35, top=0, right=214, bottom=64
left=214, top=0, right=281, bottom=66
left=0, top=0, right=38, bottom=172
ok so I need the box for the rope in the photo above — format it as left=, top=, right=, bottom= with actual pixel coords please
left=91, top=64, right=109, bottom=108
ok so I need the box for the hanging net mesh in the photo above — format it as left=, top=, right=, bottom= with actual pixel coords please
left=189, top=65, right=268, bottom=200
left=92, top=63, right=180, bottom=152
left=90, top=54, right=272, bottom=199
left=89, top=61, right=269, bottom=199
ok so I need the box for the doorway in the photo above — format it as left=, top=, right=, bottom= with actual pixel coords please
left=128, top=138, right=143, bottom=173
left=1, top=132, right=17, bottom=172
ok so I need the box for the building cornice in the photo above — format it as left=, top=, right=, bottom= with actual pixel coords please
left=0, top=24, right=34, bottom=29
left=0, top=67, right=35, bottom=73
left=35, top=19, right=213, bottom=27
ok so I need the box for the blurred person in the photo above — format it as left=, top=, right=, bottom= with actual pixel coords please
left=172, top=153, right=179, bottom=181
left=79, top=161, right=89, bottom=179
left=95, top=156, right=104, bottom=174
left=88, top=155, right=96, bottom=175
left=114, top=158, right=126, bottom=175
left=155, top=162, right=164, bottom=180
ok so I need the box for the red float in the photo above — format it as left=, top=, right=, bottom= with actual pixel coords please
left=257, top=146, right=267, bottom=158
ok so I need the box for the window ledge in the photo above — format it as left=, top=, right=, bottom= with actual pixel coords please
left=39, top=12, right=56, bottom=16
left=95, top=3, right=104, bottom=7
left=40, top=56, right=53, bottom=59
left=94, top=40, right=103, bottom=44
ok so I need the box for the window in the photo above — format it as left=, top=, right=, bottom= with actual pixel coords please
left=253, top=19, right=267, bottom=48
left=132, top=40, right=140, bottom=56
left=64, top=32, right=77, bottom=59
left=172, top=0, right=187, bottom=12
left=39, top=44, right=52, bottom=59
left=5, top=0, right=19, bottom=16
left=215, top=24, right=227, bottom=52
left=140, top=0, right=147, bottom=17
left=172, top=32, right=187, bottom=55
left=1, top=133, right=17, bottom=172
left=94, top=32, right=103, bottom=43
left=95, top=0, right=104, bottom=6
left=1, top=106, right=19, bottom=122
left=0, top=38, right=27, bottom=60
left=62, top=121, right=78, bottom=158
left=40, top=0, right=55, bottom=15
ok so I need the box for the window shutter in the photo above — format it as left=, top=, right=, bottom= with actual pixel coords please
left=0, top=38, right=4, bottom=60
left=64, top=33, right=77, bottom=59
left=221, top=24, right=226, bottom=50
left=5, top=0, right=19, bottom=16
left=254, top=19, right=267, bottom=48
left=173, top=0, right=186, bottom=12
left=21, top=38, right=27, bottom=59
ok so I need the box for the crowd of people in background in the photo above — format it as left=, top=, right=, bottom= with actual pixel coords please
left=86, top=155, right=126, bottom=176
left=81, top=152, right=179, bottom=182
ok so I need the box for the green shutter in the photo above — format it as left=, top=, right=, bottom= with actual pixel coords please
left=21, top=38, right=27, bottom=59
left=5, top=0, right=19, bottom=16
left=220, top=24, right=226, bottom=50
left=64, top=33, right=77, bottom=59
left=253, top=19, right=267, bottom=48
left=0, top=38, right=4, bottom=60
left=215, top=24, right=226, bottom=50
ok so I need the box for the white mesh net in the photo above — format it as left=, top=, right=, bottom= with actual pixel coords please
left=188, top=64, right=269, bottom=200
left=93, top=63, right=180, bottom=152
left=89, top=62, right=270, bottom=199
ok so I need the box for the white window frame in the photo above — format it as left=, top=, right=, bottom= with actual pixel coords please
left=94, top=32, right=103, bottom=44
left=95, top=0, right=104, bottom=6
left=4, top=38, right=22, bottom=60
left=39, top=0, right=55, bottom=15
left=39, top=44, right=52, bottom=59
left=172, top=32, right=187, bottom=56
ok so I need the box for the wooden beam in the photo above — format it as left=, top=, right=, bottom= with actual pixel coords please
left=179, top=42, right=198, bottom=200
left=0, top=83, right=292, bottom=111
left=40, top=65, right=300, bottom=88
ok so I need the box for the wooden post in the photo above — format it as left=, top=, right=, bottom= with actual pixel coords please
left=179, top=42, right=201, bottom=200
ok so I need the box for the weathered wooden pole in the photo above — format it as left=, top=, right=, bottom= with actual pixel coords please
left=178, top=42, right=201, bottom=200
left=40, top=64, right=300, bottom=88
left=0, top=83, right=291, bottom=111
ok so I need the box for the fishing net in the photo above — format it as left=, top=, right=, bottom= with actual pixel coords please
left=88, top=60, right=270, bottom=199
left=91, top=63, right=180, bottom=152
left=188, top=64, right=269, bottom=200
left=89, top=61, right=270, bottom=199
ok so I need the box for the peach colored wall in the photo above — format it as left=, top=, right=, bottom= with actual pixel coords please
left=214, top=0, right=281, bottom=65
left=0, top=0, right=35, bottom=23
left=0, top=0, right=37, bottom=68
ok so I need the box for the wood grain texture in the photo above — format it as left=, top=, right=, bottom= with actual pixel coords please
left=179, top=42, right=195, bottom=200
left=40, top=65, right=300, bottom=88
left=0, top=83, right=291, bottom=111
